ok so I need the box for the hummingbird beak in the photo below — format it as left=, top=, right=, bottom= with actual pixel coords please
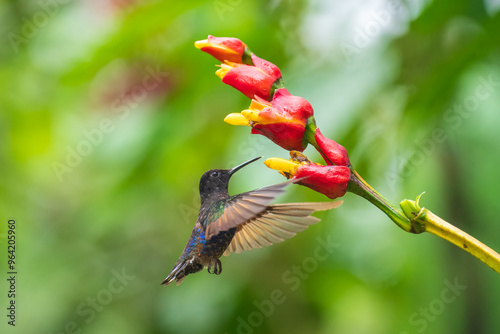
left=229, top=156, right=262, bottom=175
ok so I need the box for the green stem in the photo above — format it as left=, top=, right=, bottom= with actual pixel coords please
left=304, top=122, right=500, bottom=273
left=348, top=170, right=415, bottom=233
left=401, top=198, right=500, bottom=274
left=305, top=119, right=414, bottom=232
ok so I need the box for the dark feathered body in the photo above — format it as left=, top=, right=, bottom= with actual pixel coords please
left=161, top=157, right=342, bottom=286
left=167, top=218, right=237, bottom=284
left=161, top=169, right=238, bottom=285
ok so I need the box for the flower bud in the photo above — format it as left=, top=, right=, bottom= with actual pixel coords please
left=215, top=54, right=283, bottom=101
left=314, top=129, right=350, bottom=166
left=194, top=35, right=252, bottom=64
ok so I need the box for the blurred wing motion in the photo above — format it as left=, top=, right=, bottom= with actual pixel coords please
left=205, top=181, right=292, bottom=240
left=224, top=201, right=342, bottom=255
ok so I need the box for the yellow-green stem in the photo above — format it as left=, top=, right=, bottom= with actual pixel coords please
left=401, top=199, right=500, bottom=274
left=305, top=121, right=500, bottom=273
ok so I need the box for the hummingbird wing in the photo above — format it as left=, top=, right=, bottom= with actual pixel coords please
left=204, top=181, right=293, bottom=240
left=223, top=201, right=342, bottom=255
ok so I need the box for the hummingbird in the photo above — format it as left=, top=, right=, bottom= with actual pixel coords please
left=161, top=156, right=341, bottom=286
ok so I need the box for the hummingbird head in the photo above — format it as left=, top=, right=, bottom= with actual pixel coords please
left=199, top=156, right=262, bottom=200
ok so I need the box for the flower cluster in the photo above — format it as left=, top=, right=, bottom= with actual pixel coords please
left=196, top=35, right=351, bottom=199
left=195, top=35, right=283, bottom=101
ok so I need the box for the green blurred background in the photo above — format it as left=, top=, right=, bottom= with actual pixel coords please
left=1, top=0, right=500, bottom=333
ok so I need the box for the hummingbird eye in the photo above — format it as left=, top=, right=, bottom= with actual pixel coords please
left=210, top=171, right=220, bottom=178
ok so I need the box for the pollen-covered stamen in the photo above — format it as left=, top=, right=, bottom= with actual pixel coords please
left=290, top=151, right=313, bottom=164
left=264, top=151, right=313, bottom=178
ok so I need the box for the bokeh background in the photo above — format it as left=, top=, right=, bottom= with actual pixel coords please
left=1, top=0, right=500, bottom=333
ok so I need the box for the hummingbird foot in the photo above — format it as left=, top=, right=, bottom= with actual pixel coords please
left=207, top=259, right=223, bottom=275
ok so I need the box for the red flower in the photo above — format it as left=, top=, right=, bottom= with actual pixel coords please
left=293, top=164, right=350, bottom=199
left=194, top=35, right=252, bottom=64
left=224, top=88, right=314, bottom=151
left=314, top=129, right=350, bottom=166
left=264, top=152, right=351, bottom=199
left=216, top=54, right=283, bottom=101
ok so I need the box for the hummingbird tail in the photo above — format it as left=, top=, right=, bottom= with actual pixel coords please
left=161, top=257, right=203, bottom=286
left=161, top=261, right=188, bottom=286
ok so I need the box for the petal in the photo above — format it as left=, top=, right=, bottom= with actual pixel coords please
left=249, top=98, right=271, bottom=111
left=194, top=39, right=209, bottom=49
left=294, top=165, right=350, bottom=199
left=222, top=65, right=274, bottom=100
left=215, top=63, right=234, bottom=79
left=224, top=113, right=250, bottom=126
left=252, top=122, right=307, bottom=151
left=271, top=89, right=314, bottom=126
left=241, top=109, right=260, bottom=122
left=251, top=54, right=282, bottom=81
left=264, top=157, right=300, bottom=176
left=314, top=129, right=350, bottom=166
left=195, top=36, right=247, bottom=63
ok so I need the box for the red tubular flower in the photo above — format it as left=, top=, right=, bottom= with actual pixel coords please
left=224, top=88, right=314, bottom=151
left=294, top=164, right=350, bottom=199
left=194, top=35, right=252, bottom=64
left=216, top=54, right=283, bottom=101
left=264, top=152, right=351, bottom=199
left=314, top=129, right=350, bottom=166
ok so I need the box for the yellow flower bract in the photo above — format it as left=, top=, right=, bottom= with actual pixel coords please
left=224, top=113, right=249, bottom=126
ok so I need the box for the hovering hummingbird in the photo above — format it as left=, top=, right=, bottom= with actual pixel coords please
left=161, top=156, right=341, bottom=286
